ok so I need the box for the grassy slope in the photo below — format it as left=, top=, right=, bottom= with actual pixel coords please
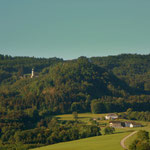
left=56, top=113, right=106, bottom=123
left=31, top=131, right=129, bottom=150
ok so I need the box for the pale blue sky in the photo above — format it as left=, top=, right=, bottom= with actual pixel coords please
left=0, top=0, right=150, bottom=59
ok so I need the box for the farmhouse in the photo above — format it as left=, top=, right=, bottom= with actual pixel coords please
left=125, top=122, right=142, bottom=128
left=109, top=121, right=142, bottom=128
left=105, top=113, right=118, bottom=120
left=109, top=121, right=124, bottom=128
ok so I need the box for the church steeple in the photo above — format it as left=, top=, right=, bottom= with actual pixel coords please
left=31, top=68, right=34, bottom=78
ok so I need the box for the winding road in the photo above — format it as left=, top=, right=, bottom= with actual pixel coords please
left=120, top=131, right=137, bottom=150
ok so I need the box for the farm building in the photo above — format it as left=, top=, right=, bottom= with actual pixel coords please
left=109, top=121, right=142, bottom=128
left=109, top=121, right=124, bottom=128
left=125, top=122, right=142, bottom=128
left=105, top=113, right=118, bottom=120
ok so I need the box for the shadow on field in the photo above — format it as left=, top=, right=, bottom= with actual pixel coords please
left=115, top=130, right=134, bottom=134
left=78, top=117, right=90, bottom=119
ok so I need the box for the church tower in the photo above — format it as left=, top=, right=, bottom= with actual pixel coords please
left=31, top=68, right=34, bottom=78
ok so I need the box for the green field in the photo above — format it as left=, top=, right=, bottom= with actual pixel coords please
left=56, top=113, right=106, bottom=120
left=56, top=113, right=107, bottom=125
left=31, top=131, right=130, bottom=150
left=31, top=113, right=150, bottom=150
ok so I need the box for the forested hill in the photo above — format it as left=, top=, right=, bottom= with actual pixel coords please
left=0, top=54, right=63, bottom=84
left=0, top=54, right=150, bottom=114
left=91, top=54, right=150, bottom=92
left=0, top=56, right=131, bottom=113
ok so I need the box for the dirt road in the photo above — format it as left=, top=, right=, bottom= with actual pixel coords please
left=120, top=131, right=137, bottom=150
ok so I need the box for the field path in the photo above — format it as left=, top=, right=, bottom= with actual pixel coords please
left=120, top=131, right=137, bottom=150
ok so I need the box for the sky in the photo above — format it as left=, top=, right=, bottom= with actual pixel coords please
left=0, top=0, right=150, bottom=60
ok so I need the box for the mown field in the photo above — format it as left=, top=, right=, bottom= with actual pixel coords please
left=31, top=131, right=130, bottom=150
left=31, top=113, right=150, bottom=150
left=56, top=113, right=106, bottom=118
left=56, top=113, right=107, bottom=126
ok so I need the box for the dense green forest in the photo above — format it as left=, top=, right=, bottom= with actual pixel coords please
left=1, top=53, right=150, bottom=149
left=91, top=54, right=150, bottom=92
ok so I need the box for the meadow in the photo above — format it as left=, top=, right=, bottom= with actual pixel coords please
left=56, top=113, right=106, bottom=124
left=31, top=131, right=130, bottom=150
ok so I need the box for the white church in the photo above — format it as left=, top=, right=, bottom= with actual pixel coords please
left=31, top=68, right=38, bottom=78
left=31, top=68, right=34, bottom=78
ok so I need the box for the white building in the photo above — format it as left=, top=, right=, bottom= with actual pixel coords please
left=105, top=113, right=118, bottom=120
left=124, top=122, right=131, bottom=127
left=125, top=122, right=142, bottom=128
left=31, top=68, right=34, bottom=78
